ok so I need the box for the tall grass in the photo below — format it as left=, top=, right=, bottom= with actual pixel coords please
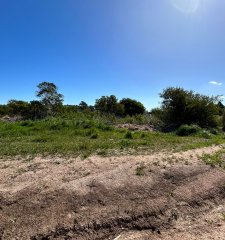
left=0, top=113, right=224, bottom=157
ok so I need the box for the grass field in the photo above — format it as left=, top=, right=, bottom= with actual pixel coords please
left=0, top=114, right=225, bottom=157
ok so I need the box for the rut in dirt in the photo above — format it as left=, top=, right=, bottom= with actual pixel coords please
left=27, top=165, right=225, bottom=240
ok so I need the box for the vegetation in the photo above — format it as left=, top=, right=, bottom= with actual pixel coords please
left=176, top=124, right=202, bottom=136
left=153, top=87, right=220, bottom=131
left=0, top=82, right=225, bottom=157
left=36, top=81, right=64, bottom=116
left=136, top=163, right=146, bottom=176
left=119, top=98, right=145, bottom=116
left=0, top=113, right=224, bottom=157
left=94, top=95, right=124, bottom=116
left=201, top=150, right=225, bottom=168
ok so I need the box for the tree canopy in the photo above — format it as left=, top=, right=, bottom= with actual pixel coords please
left=159, top=87, right=219, bottom=130
left=36, top=82, right=64, bottom=116
left=94, top=95, right=124, bottom=115
left=119, top=98, right=145, bottom=116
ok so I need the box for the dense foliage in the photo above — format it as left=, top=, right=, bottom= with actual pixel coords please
left=0, top=83, right=224, bottom=132
left=119, top=98, right=145, bottom=116
left=155, top=87, right=220, bottom=130
left=36, top=82, right=64, bottom=116
left=94, top=95, right=124, bottom=116
left=94, top=95, right=146, bottom=116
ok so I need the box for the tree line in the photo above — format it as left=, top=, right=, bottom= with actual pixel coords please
left=0, top=81, right=225, bottom=131
left=0, top=82, right=146, bottom=119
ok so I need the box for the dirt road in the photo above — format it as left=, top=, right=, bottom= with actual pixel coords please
left=0, top=146, right=225, bottom=239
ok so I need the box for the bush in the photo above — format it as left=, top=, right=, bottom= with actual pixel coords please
left=209, top=128, right=219, bottom=135
left=120, top=98, right=145, bottom=116
left=222, top=112, right=225, bottom=131
left=124, top=131, right=133, bottom=139
left=90, top=132, right=98, bottom=139
left=176, top=124, right=201, bottom=136
left=200, top=130, right=212, bottom=139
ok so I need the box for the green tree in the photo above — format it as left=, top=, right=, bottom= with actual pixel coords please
left=36, top=82, right=64, bottom=116
left=7, top=100, right=30, bottom=118
left=159, top=87, right=219, bottom=130
left=217, top=101, right=225, bottom=116
left=222, top=111, right=225, bottom=131
left=0, top=105, right=8, bottom=116
left=28, top=101, right=47, bottom=120
left=120, top=98, right=145, bottom=116
left=78, top=101, right=89, bottom=111
left=95, top=95, right=124, bottom=115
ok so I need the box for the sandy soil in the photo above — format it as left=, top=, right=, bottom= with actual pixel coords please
left=0, top=145, right=225, bottom=239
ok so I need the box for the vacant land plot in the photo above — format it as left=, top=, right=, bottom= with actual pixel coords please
left=1, top=145, right=225, bottom=239
left=0, top=118, right=224, bottom=157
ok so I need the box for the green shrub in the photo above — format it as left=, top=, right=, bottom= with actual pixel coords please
left=201, top=151, right=225, bottom=168
left=176, top=124, right=201, bottom=136
left=200, top=130, right=212, bottom=139
left=119, top=139, right=131, bottom=148
left=20, top=120, right=34, bottom=127
left=140, top=133, right=146, bottom=138
left=136, top=164, right=146, bottom=176
left=124, top=131, right=133, bottom=139
left=209, top=128, right=219, bottom=135
left=90, top=132, right=98, bottom=139
left=222, top=111, right=225, bottom=131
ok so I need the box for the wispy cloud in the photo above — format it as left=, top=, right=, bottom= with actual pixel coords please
left=170, top=0, right=200, bottom=14
left=209, top=81, right=222, bottom=86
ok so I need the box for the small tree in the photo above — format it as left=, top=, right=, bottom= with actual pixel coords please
left=0, top=105, right=8, bottom=116
left=28, top=101, right=47, bottom=120
left=36, top=82, right=64, bottom=116
left=120, top=98, right=145, bottom=116
left=7, top=100, right=30, bottom=118
left=78, top=101, right=89, bottom=111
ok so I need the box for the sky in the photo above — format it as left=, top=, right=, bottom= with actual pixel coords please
left=0, top=0, right=225, bottom=110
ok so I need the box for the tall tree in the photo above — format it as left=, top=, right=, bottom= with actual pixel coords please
left=36, top=82, right=64, bottom=116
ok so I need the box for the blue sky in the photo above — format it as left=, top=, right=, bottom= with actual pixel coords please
left=0, top=0, right=225, bottom=110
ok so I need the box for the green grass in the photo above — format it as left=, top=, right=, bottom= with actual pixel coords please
left=201, top=150, right=225, bottom=168
left=0, top=116, right=224, bottom=157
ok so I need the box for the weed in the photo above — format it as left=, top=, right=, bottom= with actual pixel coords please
left=140, top=133, right=146, bottom=138
left=201, top=150, right=225, bottom=168
left=136, top=163, right=146, bottom=176
left=97, top=150, right=107, bottom=156
left=1, top=164, right=9, bottom=169
left=83, top=171, right=91, bottom=177
left=153, top=161, right=160, bottom=166
left=124, top=131, right=133, bottom=139
left=221, top=213, right=225, bottom=221
left=54, top=161, right=61, bottom=165
left=90, top=133, right=98, bottom=139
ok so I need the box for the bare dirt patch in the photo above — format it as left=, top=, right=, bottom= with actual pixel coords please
left=0, top=145, right=225, bottom=239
